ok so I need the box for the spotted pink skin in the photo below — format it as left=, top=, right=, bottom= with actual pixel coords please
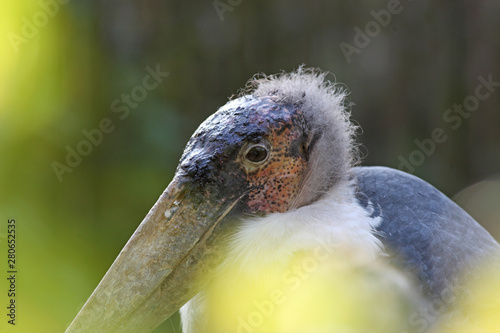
left=244, top=105, right=308, bottom=214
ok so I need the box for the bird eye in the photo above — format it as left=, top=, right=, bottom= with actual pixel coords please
left=244, top=144, right=269, bottom=164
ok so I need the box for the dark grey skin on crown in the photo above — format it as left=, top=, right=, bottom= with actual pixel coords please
left=353, top=166, right=499, bottom=301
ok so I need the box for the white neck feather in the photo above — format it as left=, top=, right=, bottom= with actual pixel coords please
left=181, top=180, right=384, bottom=333
left=222, top=180, right=383, bottom=274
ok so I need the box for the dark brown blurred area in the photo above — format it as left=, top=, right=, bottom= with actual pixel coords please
left=100, top=0, right=500, bottom=189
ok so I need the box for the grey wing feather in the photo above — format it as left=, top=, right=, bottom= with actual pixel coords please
left=353, top=166, right=499, bottom=300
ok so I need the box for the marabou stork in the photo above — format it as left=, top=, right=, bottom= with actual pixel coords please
left=66, top=68, right=499, bottom=333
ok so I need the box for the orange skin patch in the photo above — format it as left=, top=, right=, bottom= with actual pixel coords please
left=245, top=109, right=308, bottom=213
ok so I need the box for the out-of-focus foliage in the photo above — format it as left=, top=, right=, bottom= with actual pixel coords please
left=202, top=249, right=422, bottom=333
left=431, top=261, right=500, bottom=333
left=0, top=0, right=498, bottom=332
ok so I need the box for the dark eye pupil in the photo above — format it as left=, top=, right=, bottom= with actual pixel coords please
left=246, top=146, right=268, bottom=163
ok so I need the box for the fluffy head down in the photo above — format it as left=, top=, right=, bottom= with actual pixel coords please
left=240, top=67, right=358, bottom=204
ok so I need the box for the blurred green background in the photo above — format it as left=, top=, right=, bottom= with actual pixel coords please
left=0, top=1, right=499, bottom=332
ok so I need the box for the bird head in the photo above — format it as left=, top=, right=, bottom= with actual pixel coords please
left=65, top=68, right=356, bottom=333
left=179, top=96, right=313, bottom=216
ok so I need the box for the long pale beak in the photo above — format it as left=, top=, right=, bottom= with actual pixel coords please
left=65, top=176, right=240, bottom=333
